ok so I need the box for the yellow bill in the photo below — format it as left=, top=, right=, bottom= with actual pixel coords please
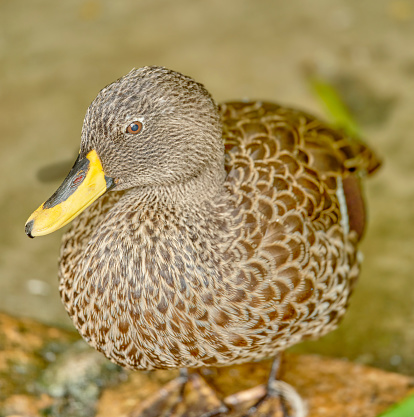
left=25, top=149, right=115, bottom=238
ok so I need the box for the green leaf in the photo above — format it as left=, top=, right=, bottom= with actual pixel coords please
left=377, top=394, right=414, bottom=417
left=308, top=75, right=360, bottom=138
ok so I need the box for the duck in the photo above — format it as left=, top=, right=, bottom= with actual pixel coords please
left=25, top=66, right=380, bottom=416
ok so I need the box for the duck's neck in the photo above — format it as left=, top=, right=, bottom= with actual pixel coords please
left=125, top=160, right=226, bottom=209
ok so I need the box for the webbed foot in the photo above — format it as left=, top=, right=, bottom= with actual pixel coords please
left=223, top=357, right=306, bottom=417
left=128, top=369, right=228, bottom=417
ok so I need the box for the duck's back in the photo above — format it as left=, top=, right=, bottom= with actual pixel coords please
left=221, top=100, right=379, bottom=241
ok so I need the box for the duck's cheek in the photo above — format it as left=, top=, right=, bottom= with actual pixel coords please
left=25, top=149, right=116, bottom=238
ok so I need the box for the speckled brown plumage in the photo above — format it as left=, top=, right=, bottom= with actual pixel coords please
left=58, top=67, right=380, bottom=371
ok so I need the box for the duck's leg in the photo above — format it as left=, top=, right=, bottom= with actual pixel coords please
left=224, top=356, right=306, bottom=417
left=128, top=368, right=228, bottom=417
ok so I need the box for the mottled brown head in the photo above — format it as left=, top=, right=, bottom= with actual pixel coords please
left=26, top=67, right=225, bottom=237
left=81, top=66, right=224, bottom=190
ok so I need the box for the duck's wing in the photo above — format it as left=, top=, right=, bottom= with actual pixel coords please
left=217, top=101, right=380, bottom=343
left=220, top=101, right=380, bottom=241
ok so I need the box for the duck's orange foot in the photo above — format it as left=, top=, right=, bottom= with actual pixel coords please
left=223, top=380, right=306, bottom=417
left=128, top=371, right=228, bottom=417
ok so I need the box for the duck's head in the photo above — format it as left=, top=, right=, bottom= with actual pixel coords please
left=25, top=67, right=223, bottom=238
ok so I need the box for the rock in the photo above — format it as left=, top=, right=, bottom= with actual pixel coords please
left=0, top=313, right=124, bottom=417
left=0, top=313, right=412, bottom=417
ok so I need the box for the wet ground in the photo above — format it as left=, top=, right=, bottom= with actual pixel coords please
left=1, top=0, right=413, bottom=375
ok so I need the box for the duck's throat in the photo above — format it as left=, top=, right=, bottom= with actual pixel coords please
left=125, top=159, right=226, bottom=208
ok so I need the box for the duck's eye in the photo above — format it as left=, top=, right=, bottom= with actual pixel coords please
left=126, top=121, right=143, bottom=134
